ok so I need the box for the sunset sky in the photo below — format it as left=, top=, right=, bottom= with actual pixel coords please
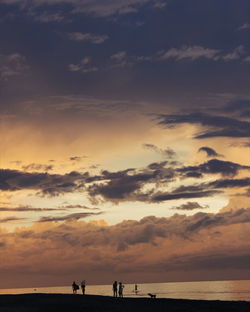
left=0, top=0, right=250, bottom=289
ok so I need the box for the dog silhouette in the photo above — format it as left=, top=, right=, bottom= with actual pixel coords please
left=148, top=293, right=156, bottom=298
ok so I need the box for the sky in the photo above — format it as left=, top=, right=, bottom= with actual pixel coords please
left=0, top=0, right=250, bottom=289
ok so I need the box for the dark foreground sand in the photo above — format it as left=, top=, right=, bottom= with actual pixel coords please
left=1, top=294, right=250, bottom=312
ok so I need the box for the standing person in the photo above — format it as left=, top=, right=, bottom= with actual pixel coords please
left=72, top=281, right=79, bottom=294
left=118, top=282, right=124, bottom=298
left=81, top=280, right=86, bottom=295
left=113, top=281, right=118, bottom=297
left=135, top=284, right=138, bottom=295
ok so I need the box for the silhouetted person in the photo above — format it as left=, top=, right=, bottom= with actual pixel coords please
left=81, top=280, right=86, bottom=295
left=113, top=281, right=118, bottom=297
left=118, top=282, right=124, bottom=298
left=135, top=284, right=138, bottom=295
left=72, top=281, right=79, bottom=294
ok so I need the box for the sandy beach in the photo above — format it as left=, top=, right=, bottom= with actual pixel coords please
left=0, top=294, right=250, bottom=312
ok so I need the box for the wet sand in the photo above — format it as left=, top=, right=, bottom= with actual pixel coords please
left=1, top=293, right=250, bottom=312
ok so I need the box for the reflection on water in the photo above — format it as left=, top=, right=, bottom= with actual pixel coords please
left=1, top=280, right=250, bottom=301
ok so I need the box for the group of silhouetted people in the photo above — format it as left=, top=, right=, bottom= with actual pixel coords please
left=72, top=280, right=86, bottom=294
left=71, top=280, right=127, bottom=297
left=113, top=281, right=124, bottom=298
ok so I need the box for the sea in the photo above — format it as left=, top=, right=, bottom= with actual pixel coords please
left=1, top=280, right=250, bottom=301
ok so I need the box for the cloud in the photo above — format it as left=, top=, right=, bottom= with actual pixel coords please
left=208, top=177, right=250, bottom=189
left=222, top=45, right=246, bottom=61
left=157, top=112, right=250, bottom=138
left=38, top=212, right=102, bottom=222
left=151, top=190, right=220, bottom=202
left=143, top=144, right=176, bottom=158
left=22, top=163, right=54, bottom=172
left=0, top=206, right=64, bottom=212
left=198, top=147, right=223, bottom=158
left=68, top=57, right=98, bottom=73
left=0, top=217, right=26, bottom=223
left=178, top=159, right=249, bottom=178
left=155, top=45, right=250, bottom=63
left=0, top=168, right=89, bottom=195
left=223, top=99, right=250, bottom=117
left=67, top=32, right=109, bottom=44
left=1, top=0, right=153, bottom=17
left=69, top=156, right=87, bottom=162
left=111, top=51, right=127, bottom=61
left=1, top=207, right=250, bottom=287
left=173, top=202, right=209, bottom=210
left=31, top=11, right=65, bottom=23
left=238, top=23, right=250, bottom=30
left=157, top=46, right=220, bottom=61
left=154, top=1, right=167, bottom=8
left=110, top=51, right=134, bottom=68
left=59, top=204, right=100, bottom=210
left=87, top=166, right=175, bottom=203
left=0, top=53, right=28, bottom=80
left=1, top=155, right=249, bottom=204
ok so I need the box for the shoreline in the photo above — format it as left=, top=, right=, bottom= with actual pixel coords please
left=1, top=294, right=250, bottom=312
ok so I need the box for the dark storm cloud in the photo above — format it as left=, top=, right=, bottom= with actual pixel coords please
left=173, top=202, right=209, bottom=210
left=198, top=147, right=223, bottom=158
left=158, top=113, right=250, bottom=139
left=38, top=212, right=102, bottom=222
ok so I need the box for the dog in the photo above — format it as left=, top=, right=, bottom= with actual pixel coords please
left=148, top=293, right=156, bottom=298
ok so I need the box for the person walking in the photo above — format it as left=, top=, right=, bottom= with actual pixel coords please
left=72, top=281, right=79, bottom=294
left=81, top=280, right=86, bottom=295
left=113, top=281, right=118, bottom=297
left=118, top=282, right=124, bottom=298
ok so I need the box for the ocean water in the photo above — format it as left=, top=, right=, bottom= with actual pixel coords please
left=1, top=280, right=250, bottom=301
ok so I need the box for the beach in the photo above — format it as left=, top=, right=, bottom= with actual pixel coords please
left=1, top=294, right=250, bottom=312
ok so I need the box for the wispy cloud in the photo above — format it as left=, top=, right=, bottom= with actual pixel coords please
left=157, top=46, right=220, bottom=61
left=68, top=57, right=98, bottom=73
left=157, top=112, right=250, bottom=138
left=143, top=143, right=176, bottom=159
left=67, top=32, right=109, bottom=44
left=198, top=147, right=223, bottom=158
left=0, top=53, right=28, bottom=80
left=1, top=0, right=154, bottom=17
left=38, top=212, right=102, bottom=222
left=31, top=11, right=65, bottom=23
left=173, top=202, right=209, bottom=210
left=238, top=23, right=250, bottom=30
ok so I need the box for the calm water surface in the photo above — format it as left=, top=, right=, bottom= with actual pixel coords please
left=1, top=280, right=250, bottom=301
